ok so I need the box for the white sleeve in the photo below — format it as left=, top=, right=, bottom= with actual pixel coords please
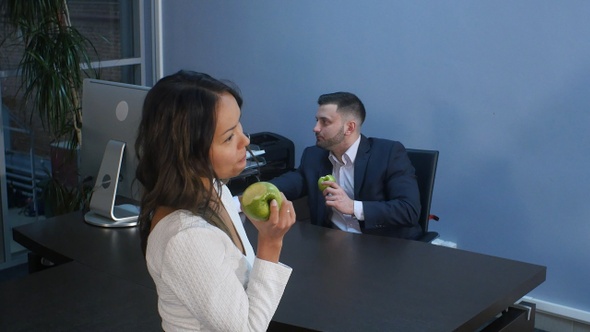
left=161, top=227, right=292, bottom=332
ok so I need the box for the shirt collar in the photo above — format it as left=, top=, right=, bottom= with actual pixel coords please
left=329, top=136, right=361, bottom=166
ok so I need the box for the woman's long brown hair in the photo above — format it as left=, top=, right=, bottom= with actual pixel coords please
left=135, top=70, right=243, bottom=255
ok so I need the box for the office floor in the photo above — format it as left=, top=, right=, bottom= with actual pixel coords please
left=7, top=204, right=45, bottom=247
left=0, top=206, right=43, bottom=282
left=0, top=263, right=28, bottom=282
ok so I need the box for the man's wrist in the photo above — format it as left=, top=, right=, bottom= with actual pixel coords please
left=353, top=200, right=364, bottom=220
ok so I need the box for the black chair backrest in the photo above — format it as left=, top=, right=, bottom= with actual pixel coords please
left=406, top=149, right=439, bottom=237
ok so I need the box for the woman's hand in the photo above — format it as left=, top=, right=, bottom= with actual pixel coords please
left=249, top=193, right=295, bottom=263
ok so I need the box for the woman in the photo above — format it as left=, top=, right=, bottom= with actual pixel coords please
left=135, top=70, right=296, bottom=331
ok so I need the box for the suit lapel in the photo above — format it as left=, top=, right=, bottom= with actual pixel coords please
left=320, top=150, right=332, bottom=175
left=354, top=135, right=370, bottom=198
left=319, top=150, right=332, bottom=225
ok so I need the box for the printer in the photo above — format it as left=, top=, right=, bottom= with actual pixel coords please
left=250, top=132, right=294, bottom=180
left=228, top=131, right=295, bottom=193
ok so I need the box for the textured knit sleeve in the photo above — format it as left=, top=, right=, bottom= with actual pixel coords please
left=160, top=226, right=292, bottom=331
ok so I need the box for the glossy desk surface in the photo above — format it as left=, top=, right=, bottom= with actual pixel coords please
left=6, top=211, right=546, bottom=331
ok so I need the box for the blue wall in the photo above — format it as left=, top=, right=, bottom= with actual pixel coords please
left=162, top=1, right=590, bottom=312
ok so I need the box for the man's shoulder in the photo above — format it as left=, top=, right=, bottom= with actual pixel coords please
left=302, top=145, right=329, bottom=156
left=364, top=136, right=405, bottom=150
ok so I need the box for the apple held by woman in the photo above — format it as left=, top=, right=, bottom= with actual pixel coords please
left=241, top=182, right=283, bottom=221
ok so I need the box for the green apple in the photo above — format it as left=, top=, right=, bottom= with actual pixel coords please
left=318, top=174, right=336, bottom=191
left=241, top=181, right=283, bottom=221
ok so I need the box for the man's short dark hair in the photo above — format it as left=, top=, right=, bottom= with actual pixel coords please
left=317, top=92, right=366, bottom=124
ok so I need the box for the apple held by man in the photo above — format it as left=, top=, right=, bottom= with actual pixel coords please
left=318, top=174, right=336, bottom=191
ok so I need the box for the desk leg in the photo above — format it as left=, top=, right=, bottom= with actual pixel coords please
left=480, top=301, right=536, bottom=332
left=27, top=252, right=57, bottom=273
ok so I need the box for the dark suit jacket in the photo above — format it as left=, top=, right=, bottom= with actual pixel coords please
left=270, top=135, right=422, bottom=239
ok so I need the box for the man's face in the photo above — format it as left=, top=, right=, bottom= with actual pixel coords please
left=313, top=104, right=346, bottom=151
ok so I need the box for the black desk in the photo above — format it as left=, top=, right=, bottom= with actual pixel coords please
left=7, top=212, right=546, bottom=331
left=247, top=222, right=546, bottom=331
left=12, top=210, right=153, bottom=288
left=0, top=261, right=160, bottom=331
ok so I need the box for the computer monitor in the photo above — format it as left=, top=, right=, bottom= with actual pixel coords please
left=80, top=79, right=150, bottom=205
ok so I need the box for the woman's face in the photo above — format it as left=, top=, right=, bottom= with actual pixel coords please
left=209, top=92, right=250, bottom=179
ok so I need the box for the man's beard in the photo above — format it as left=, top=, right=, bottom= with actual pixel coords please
left=316, top=126, right=345, bottom=150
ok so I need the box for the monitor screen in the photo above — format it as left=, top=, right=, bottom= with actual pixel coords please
left=80, top=79, right=150, bottom=201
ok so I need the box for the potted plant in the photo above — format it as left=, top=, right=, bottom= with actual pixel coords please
left=2, top=0, right=99, bottom=216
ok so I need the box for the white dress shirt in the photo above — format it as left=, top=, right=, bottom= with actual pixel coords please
left=328, top=136, right=365, bottom=233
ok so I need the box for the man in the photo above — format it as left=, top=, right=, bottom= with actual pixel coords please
left=270, top=92, right=422, bottom=239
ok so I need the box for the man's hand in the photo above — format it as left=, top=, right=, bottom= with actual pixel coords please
left=321, top=181, right=354, bottom=215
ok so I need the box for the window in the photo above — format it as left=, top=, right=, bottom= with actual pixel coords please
left=0, top=0, right=150, bottom=268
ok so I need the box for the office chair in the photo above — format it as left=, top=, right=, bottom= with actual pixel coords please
left=406, top=148, right=440, bottom=243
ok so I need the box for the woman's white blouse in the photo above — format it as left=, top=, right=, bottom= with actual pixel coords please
left=146, top=185, right=292, bottom=331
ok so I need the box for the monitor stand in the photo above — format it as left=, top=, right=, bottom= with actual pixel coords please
left=84, top=140, right=139, bottom=227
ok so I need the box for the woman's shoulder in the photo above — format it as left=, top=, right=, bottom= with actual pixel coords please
left=152, top=210, right=220, bottom=240
left=147, top=210, right=229, bottom=257
left=145, top=210, right=232, bottom=275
